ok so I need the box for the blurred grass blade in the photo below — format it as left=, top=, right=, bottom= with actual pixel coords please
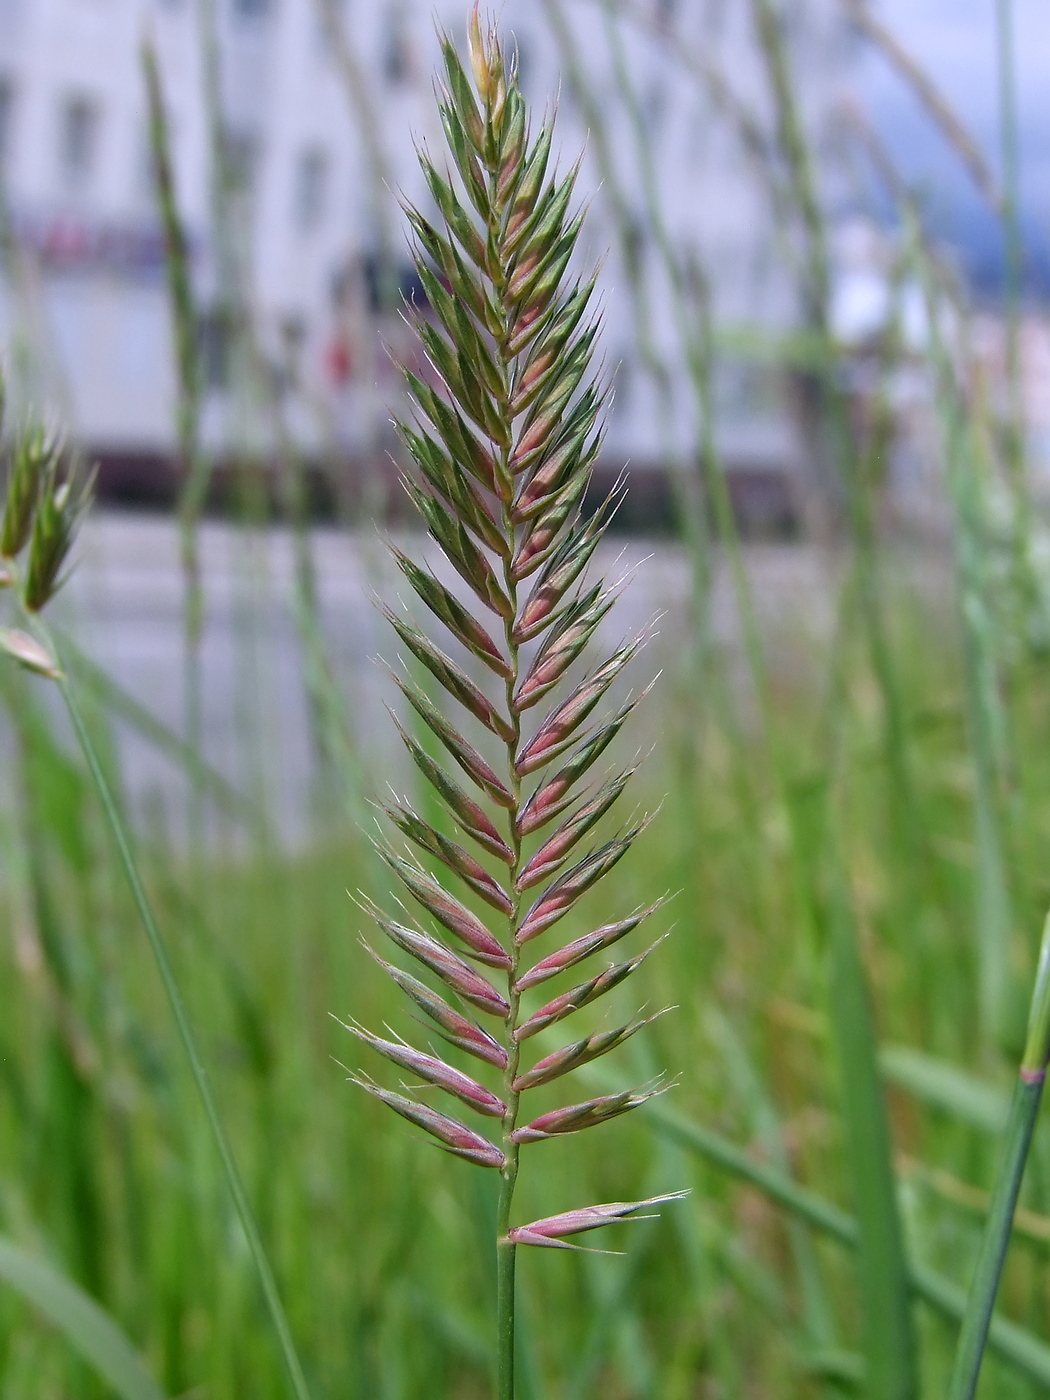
left=59, top=634, right=254, bottom=825
left=880, top=1045, right=1010, bottom=1135
left=826, top=878, right=918, bottom=1400
left=42, top=636, right=314, bottom=1400
left=705, top=1007, right=838, bottom=1355
left=911, top=219, right=1015, bottom=1048
left=0, top=1237, right=167, bottom=1400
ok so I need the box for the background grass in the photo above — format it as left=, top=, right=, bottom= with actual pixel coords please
left=3, top=530, right=1050, bottom=1398
left=3, top=2, right=1050, bottom=1394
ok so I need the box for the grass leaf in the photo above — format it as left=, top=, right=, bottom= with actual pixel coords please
left=826, top=879, right=919, bottom=1400
left=880, top=1045, right=1010, bottom=1135
left=0, top=1237, right=167, bottom=1400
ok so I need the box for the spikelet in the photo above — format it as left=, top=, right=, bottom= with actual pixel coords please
left=346, top=8, right=680, bottom=1268
left=0, top=384, right=95, bottom=677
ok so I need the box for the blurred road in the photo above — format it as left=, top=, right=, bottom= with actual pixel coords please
left=46, top=511, right=847, bottom=842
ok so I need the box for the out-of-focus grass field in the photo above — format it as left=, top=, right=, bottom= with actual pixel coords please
left=4, top=538, right=1050, bottom=1399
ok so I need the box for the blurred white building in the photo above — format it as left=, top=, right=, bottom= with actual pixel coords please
left=0, top=0, right=851, bottom=513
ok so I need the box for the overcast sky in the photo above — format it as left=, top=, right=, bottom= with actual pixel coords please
left=856, top=0, right=1050, bottom=291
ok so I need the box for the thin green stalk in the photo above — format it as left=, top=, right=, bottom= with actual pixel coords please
left=602, top=0, right=798, bottom=262
left=21, top=614, right=312, bottom=1400
left=749, top=0, right=923, bottom=859
left=991, top=0, right=1047, bottom=655
left=947, top=910, right=1050, bottom=1400
left=251, top=330, right=364, bottom=826
left=604, top=28, right=918, bottom=1392
left=913, top=226, right=1015, bottom=1048
left=340, top=22, right=677, bottom=1397
left=496, top=547, right=523, bottom=1400
left=142, top=40, right=211, bottom=854
left=845, top=0, right=1001, bottom=214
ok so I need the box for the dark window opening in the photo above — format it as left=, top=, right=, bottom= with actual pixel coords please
left=59, top=95, right=100, bottom=189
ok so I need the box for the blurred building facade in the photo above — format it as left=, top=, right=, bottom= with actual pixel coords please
left=0, top=0, right=852, bottom=517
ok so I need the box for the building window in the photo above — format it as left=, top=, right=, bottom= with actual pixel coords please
left=59, top=95, right=100, bottom=190
left=383, top=3, right=414, bottom=85
left=293, top=147, right=328, bottom=231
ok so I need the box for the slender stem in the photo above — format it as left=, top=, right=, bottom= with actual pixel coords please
left=495, top=1198, right=518, bottom=1400
left=484, top=76, right=526, bottom=1397
left=496, top=565, right=523, bottom=1400
left=496, top=370, right=523, bottom=1400
left=945, top=1073, right=1045, bottom=1400
left=947, top=910, right=1050, bottom=1400
left=143, top=43, right=210, bottom=857
left=30, top=618, right=313, bottom=1400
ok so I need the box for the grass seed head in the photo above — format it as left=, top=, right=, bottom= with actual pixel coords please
left=347, top=6, right=677, bottom=1305
left=22, top=449, right=96, bottom=612
left=1, top=423, right=53, bottom=562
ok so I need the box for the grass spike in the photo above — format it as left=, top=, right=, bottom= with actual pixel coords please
left=346, top=11, right=677, bottom=1397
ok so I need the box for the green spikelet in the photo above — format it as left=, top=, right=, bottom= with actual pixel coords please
left=347, top=10, right=678, bottom=1396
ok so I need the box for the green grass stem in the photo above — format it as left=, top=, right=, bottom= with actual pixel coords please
left=946, top=910, right=1050, bottom=1399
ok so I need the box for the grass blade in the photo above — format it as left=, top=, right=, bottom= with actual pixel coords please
left=880, top=1045, right=1010, bottom=1135
left=625, top=1093, right=1050, bottom=1387
left=0, top=1236, right=167, bottom=1400
left=826, top=876, right=918, bottom=1400
left=44, top=640, right=313, bottom=1400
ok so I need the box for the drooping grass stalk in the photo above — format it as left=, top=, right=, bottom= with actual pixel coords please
left=947, top=909, right=1050, bottom=1400
left=844, top=0, right=1001, bottom=214
left=0, top=427, right=313, bottom=1400
left=601, top=0, right=798, bottom=258
left=343, top=15, right=681, bottom=1397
